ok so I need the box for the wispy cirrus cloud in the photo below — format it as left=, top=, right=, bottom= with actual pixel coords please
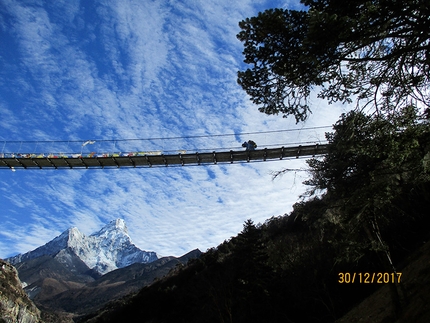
left=0, top=0, right=347, bottom=260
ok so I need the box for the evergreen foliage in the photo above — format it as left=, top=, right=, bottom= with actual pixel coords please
left=237, top=0, right=430, bottom=121
left=80, top=107, right=430, bottom=323
left=79, top=1, right=430, bottom=321
left=304, top=106, right=430, bottom=262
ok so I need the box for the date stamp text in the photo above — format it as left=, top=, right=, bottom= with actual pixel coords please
left=338, top=272, right=402, bottom=284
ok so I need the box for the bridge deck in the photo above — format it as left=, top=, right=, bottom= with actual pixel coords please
left=0, top=144, right=328, bottom=169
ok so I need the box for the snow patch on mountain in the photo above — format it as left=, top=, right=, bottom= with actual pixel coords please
left=6, top=219, right=158, bottom=275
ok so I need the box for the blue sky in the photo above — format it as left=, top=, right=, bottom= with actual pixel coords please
left=0, top=0, right=347, bottom=259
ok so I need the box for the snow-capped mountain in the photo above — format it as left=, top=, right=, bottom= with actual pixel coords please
left=6, top=219, right=158, bottom=275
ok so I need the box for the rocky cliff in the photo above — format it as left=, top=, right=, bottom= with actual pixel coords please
left=0, top=259, right=42, bottom=323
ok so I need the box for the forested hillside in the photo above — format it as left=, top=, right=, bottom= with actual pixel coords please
left=80, top=106, right=430, bottom=323
left=78, top=0, right=430, bottom=321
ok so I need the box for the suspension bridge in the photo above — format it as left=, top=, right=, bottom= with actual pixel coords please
left=0, top=128, right=330, bottom=170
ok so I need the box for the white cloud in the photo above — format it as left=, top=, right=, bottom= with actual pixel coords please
left=0, top=0, right=348, bottom=260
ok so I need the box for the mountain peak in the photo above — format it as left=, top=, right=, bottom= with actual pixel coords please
left=111, top=218, right=127, bottom=233
left=93, top=219, right=128, bottom=237
left=6, top=219, right=157, bottom=275
left=67, top=226, right=84, bottom=240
